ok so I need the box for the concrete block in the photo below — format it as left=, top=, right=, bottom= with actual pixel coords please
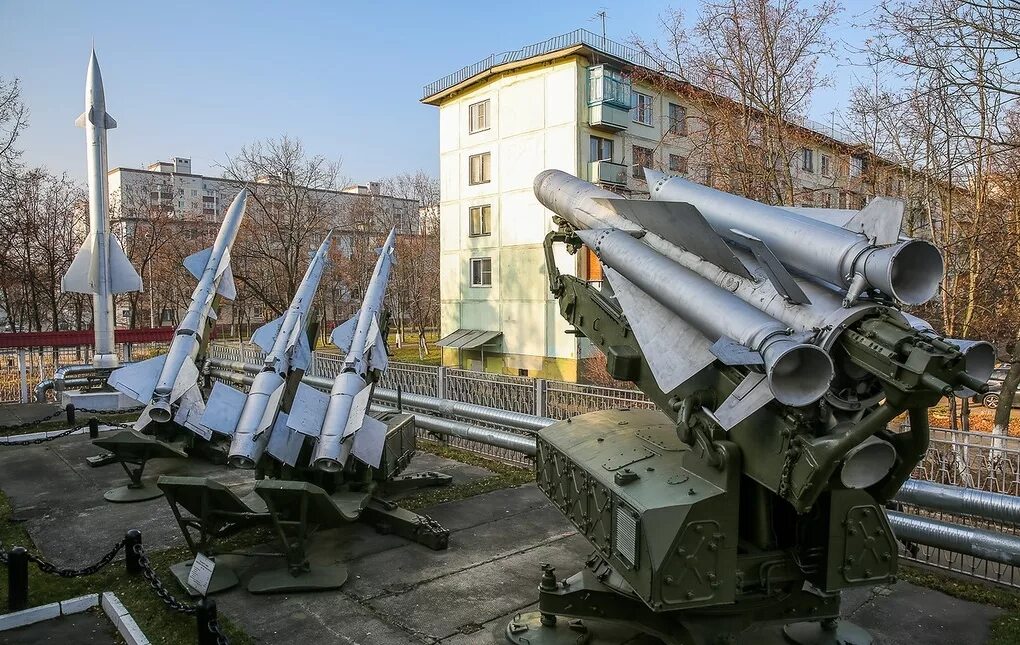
left=0, top=602, right=61, bottom=631
left=102, top=592, right=150, bottom=645
left=59, top=593, right=99, bottom=615
left=101, top=591, right=129, bottom=618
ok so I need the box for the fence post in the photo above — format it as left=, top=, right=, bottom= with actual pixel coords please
left=65, top=404, right=76, bottom=427
left=534, top=379, right=547, bottom=418
left=17, top=349, right=28, bottom=404
left=437, top=366, right=447, bottom=401
left=196, top=597, right=219, bottom=645
left=89, top=418, right=100, bottom=439
left=7, top=546, right=29, bottom=612
left=124, top=529, right=142, bottom=574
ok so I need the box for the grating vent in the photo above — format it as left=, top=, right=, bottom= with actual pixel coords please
left=614, top=505, right=640, bottom=569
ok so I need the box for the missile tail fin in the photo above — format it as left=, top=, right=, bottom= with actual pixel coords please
left=367, top=320, right=389, bottom=373
left=604, top=267, right=715, bottom=393
left=286, top=382, right=329, bottom=437
left=844, top=197, right=903, bottom=246
left=107, top=234, right=143, bottom=293
left=712, top=372, right=774, bottom=430
left=104, top=113, right=117, bottom=129
left=342, top=386, right=373, bottom=438
left=291, top=333, right=312, bottom=371
left=75, top=112, right=87, bottom=128
left=200, top=381, right=247, bottom=436
left=266, top=412, right=305, bottom=467
left=62, top=232, right=97, bottom=293
left=352, top=416, right=387, bottom=467
left=251, top=315, right=285, bottom=354
left=183, top=247, right=212, bottom=281
left=330, top=317, right=358, bottom=354
left=593, top=197, right=752, bottom=279
left=107, top=355, right=166, bottom=404
left=175, top=384, right=211, bottom=440
left=729, top=229, right=810, bottom=305
left=217, top=265, right=237, bottom=300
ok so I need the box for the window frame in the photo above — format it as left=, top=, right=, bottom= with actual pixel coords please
left=801, top=148, right=814, bottom=172
left=632, top=91, right=653, bottom=126
left=468, top=152, right=491, bottom=186
left=589, top=135, right=614, bottom=162
left=468, top=204, right=492, bottom=237
left=668, top=103, right=687, bottom=136
left=632, top=145, right=653, bottom=178
left=470, top=257, right=493, bottom=287
left=468, top=99, right=490, bottom=134
left=820, top=154, right=832, bottom=178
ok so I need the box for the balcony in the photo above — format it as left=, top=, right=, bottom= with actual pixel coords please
left=589, top=160, right=628, bottom=186
left=589, top=103, right=629, bottom=132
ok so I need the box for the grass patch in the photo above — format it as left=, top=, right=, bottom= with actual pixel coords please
left=401, top=439, right=534, bottom=511
left=899, top=565, right=1020, bottom=645
left=0, top=490, right=253, bottom=645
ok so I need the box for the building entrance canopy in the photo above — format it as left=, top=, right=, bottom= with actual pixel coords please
left=436, top=329, right=503, bottom=350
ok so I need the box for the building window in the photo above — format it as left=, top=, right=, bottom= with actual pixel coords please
left=801, top=148, right=814, bottom=172
left=668, top=154, right=687, bottom=174
left=469, top=99, right=490, bottom=133
left=202, top=195, right=215, bottom=203
left=821, top=192, right=833, bottom=208
left=590, top=136, right=614, bottom=162
left=668, top=103, right=687, bottom=135
left=632, top=146, right=653, bottom=178
left=587, top=65, right=631, bottom=108
left=469, top=205, right=491, bottom=236
left=632, top=91, right=653, bottom=126
left=820, top=154, right=832, bottom=177
left=203, top=208, right=215, bottom=215
left=470, top=257, right=492, bottom=287
left=850, top=156, right=864, bottom=177
left=469, top=152, right=491, bottom=185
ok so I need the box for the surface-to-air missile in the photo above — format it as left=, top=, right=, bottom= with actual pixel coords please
left=199, top=231, right=334, bottom=468
left=108, top=190, right=248, bottom=432
left=287, top=228, right=396, bottom=471
left=62, top=50, right=143, bottom=369
left=508, top=169, right=993, bottom=645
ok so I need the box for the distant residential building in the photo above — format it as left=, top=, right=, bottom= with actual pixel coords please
left=422, top=29, right=911, bottom=382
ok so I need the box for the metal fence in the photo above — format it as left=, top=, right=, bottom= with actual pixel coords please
left=203, top=342, right=1020, bottom=588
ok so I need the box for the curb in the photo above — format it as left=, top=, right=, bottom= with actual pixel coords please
left=0, top=422, right=123, bottom=445
left=0, top=591, right=149, bottom=644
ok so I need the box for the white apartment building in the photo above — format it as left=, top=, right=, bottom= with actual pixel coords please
left=423, top=29, right=904, bottom=382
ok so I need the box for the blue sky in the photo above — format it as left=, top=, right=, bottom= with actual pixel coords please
left=1, top=0, right=880, bottom=183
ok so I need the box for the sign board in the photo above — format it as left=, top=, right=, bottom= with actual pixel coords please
left=187, top=552, right=216, bottom=596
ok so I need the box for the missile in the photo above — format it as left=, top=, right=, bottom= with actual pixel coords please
left=199, top=232, right=334, bottom=469
left=108, top=190, right=248, bottom=432
left=62, top=50, right=142, bottom=369
left=644, top=169, right=944, bottom=306
left=287, top=228, right=397, bottom=471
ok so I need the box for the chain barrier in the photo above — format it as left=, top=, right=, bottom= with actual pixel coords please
left=0, top=408, right=64, bottom=433
left=207, top=617, right=231, bottom=645
left=132, top=543, right=198, bottom=615
left=25, top=539, right=125, bottom=577
left=0, top=423, right=88, bottom=446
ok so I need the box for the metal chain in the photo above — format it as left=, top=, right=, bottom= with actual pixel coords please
left=0, top=423, right=88, bottom=446
left=0, top=408, right=65, bottom=433
left=132, top=544, right=198, bottom=615
left=75, top=406, right=144, bottom=415
left=208, top=617, right=231, bottom=645
left=778, top=444, right=801, bottom=498
left=25, top=539, right=124, bottom=577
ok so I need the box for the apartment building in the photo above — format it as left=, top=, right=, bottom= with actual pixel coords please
left=422, top=29, right=908, bottom=382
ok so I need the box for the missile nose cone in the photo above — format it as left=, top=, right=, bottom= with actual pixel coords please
left=85, top=49, right=105, bottom=103
left=643, top=167, right=667, bottom=189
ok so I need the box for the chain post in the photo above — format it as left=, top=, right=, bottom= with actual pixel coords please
left=89, top=418, right=100, bottom=439
left=197, top=597, right=219, bottom=645
left=125, top=529, right=142, bottom=574
left=7, top=546, right=29, bottom=612
left=65, top=403, right=75, bottom=427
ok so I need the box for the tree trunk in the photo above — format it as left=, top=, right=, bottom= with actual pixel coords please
left=992, top=338, right=1020, bottom=437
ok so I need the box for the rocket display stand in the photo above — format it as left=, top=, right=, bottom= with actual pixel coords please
left=157, top=476, right=272, bottom=595
left=92, top=430, right=187, bottom=503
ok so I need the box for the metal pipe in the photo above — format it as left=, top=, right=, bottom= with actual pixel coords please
left=370, top=404, right=537, bottom=456
left=886, top=509, right=1020, bottom=567
left=35, top=364, right=120, bottom=403
left=894, top=479, right=1020, bottom=526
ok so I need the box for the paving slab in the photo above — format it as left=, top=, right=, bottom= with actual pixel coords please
left=0, top=402, right=62, bottom=427
left=0, top=609, right=120, bottom=644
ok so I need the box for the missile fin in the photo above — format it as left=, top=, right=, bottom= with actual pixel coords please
left=368, top=327, right=389, bottom=373
left=61, top=232, right=97, bottom=293
left=107, top=234, right=143, bottom=293
left=342, top=386, right=373, bottom=438
left=729, top=229, right=811, bottom=305
left=104, top=113, right=117, bottom=129
left=710, top=336, right=765, bottom=366
left=200, top=381, right=247, bottom=436
left=133, top=405, right=156, bottom=431
left=172, top=358, right=202, bottom=402
left=604, top=267, right=715, bottom=393
left=251, top=316, right=285, bottom=354
left=291, top=334, right=312, bottom=371
left=352, top=416, right=387, bottom=467
left=844, top=197, right=904, bottom=246
left=216, top=265, right=237, bottom=300
left=266, top=412, right=305, bottom=467
left=330, top=317, right=357, bottom=354
left=175, top=384, right=211, bottom=440
left=75, top=112, right=87, bottom=128
left=286, top=382, right=329, bottom=437
left=593, top=197, right=752, bottom=279
left=257, top=380, right=287, bottom=435
left=107, top=355, right=166, bottom=403
left=183, top=247, right=212, bottom=281
left=713, top=372, right=774, bottom=430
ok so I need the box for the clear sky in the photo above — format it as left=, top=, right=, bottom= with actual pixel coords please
left=1, top=0, right=880, bottom=184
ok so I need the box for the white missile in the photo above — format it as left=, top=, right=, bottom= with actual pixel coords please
left=62, top=50, right=142, bottom=369
left=287, top=228, right=397, bottom=471
left=199, top=232, right=333, bottom=469
left=108, top=190, right=248, bottom=432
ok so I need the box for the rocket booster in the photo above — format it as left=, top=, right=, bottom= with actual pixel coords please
left=62, top=50, right=142, bottom=368
left=199, top=232, right=333, bottom=469
left=108, top=190, right=248, bottom=431
left=287, top=228, right=397, bottom=472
